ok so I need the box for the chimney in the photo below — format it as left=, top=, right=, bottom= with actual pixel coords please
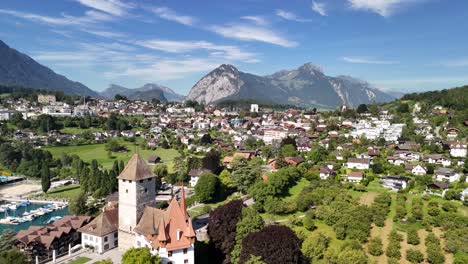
left=177, top=229, right=181, bottom=240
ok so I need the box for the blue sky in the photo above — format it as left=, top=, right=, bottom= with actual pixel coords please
left=1, top=0, right=468, bottom=95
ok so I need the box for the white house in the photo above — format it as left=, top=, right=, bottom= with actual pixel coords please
left=450, top=143, right=467, bottom=158
left=434, top=168, right=461, bottom=183
left=346, top=158, right=371, bottom=170
left=188, top=169, right=211, bottom=187
left=461, top=188, right=468, bottom=201
left=79, top=207, right=119, bottom=253
left=381, top=176, right=410, bottom=191
left=346, top=171, right=365, bottom=182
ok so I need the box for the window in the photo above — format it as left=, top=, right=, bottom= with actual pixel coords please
left=126, top=189, right=128, bottom=193
left=114, top=232, right=118, bottom=238
left=137, top=241, right=141, bottom=247
left=145, top=188, right=147, bottom=193
left=183, top=248, right=188, bottom=254
left=139, top=180, right=143, bottom=183
left=148, top=178, right=152, bottom=182
left=114, top=240, right=118, bottom=247
left=104, top=236, right=108, bottom=242
left=184, top=260, right=188, bottom=264
left=168, top=251, right=172, bottom=257
left=84, top=235, right=88, bottom=240
left=104, top=244, right=109, bottom=250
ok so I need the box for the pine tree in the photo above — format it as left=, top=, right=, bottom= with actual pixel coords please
left=41, top=163, right=51, bottom=193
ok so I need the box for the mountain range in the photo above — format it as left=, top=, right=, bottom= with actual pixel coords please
left=186, top=63, right=395, bottom=108
left=0, top=40, right=98, bottom=97
left=99, top=83, right=184, bottom=102
left=0, top=39, right=396, bottom=108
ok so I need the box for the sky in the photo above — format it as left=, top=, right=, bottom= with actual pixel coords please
left=1, top=0, right=468, bottom=95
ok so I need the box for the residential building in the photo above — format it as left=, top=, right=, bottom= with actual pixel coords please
left=346, top=158, right=370, bottom=170
left=79, top=207, right=119, bottom=253
left=381, top=176, right=409, bottom=191
left=434, top=168, right=461, bottom=183
left=346, top=171, right=365, bottom=182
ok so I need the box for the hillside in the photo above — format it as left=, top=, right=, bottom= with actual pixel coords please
left=100, top=83, right=183, bottom=102
left=0, top=40, right=98, bottom=97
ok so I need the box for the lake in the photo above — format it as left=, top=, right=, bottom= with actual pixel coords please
left=0, top=203, right=70, bottom=233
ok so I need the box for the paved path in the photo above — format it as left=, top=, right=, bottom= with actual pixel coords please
left=53, top=247, right=122, bottom=264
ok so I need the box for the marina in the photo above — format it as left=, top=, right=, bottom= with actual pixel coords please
left=0, top=201, right=69, bottom=233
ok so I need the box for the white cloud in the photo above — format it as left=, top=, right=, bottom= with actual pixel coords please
left=151, top=7, right=196, bottom=26
left=0, top=9, right=114, bottom=26
left=82, top=29, right=127, bottom=38
left=276, top=9, right=312, bottom=22
left=342, top=56, right=399, bottom=65
left=210, top=24, right=297, bottom=48
left=74, top=0, right=134, bottom=16
left=135, top=39, right=258, bottom=62
left=311, top=1, right=327, bottom=16
left=347, top=0, right=419, bottom=17
left=240, top=16, right=268, bottom=26
left=442, top=58, right=468, bottom=67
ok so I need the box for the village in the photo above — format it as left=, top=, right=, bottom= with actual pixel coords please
left=0, top=90, right=466, bottom=264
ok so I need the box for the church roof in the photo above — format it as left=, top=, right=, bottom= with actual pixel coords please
left=118, top=153, right=155, bottom=181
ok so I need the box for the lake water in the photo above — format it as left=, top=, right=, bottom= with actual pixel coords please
left=0, top=203, right=70, bottom=233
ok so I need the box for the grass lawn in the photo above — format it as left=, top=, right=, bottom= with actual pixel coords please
left=43, top=184, right=82, bottom=200
left=45, top=140, right=181, bottom=171
left=60, top=127, right=103, bottom=134
left=283, top=178, right=310, bottom=202
left=69, top=257, right=91, bottom=264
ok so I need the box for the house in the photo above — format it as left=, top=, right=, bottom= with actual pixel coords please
left=381, top=176, right=410, bottom=191
left=445, top=127, right=459, bottom=139
left=148, top=155, right=162, bottom=164
left=15, top=216, right=92, bottom=263
left=405, top=164, right=427, bottom=175
left=346, top=171, right=365, bottom=182
left=424, top=154, right=451, bottom=167
left=434, top=168, right=461, bottom=183
left=268, top=157, right=305, bottom=172
left=223, top=151, right=255, bottom=168
left=118, top=154, right=196, bottom=264
left=319, top=166, right=335, bottom=180
left=79, top=207, right=119, bottom=253
left=427, top=182, right=450, bottom=197
left=461, top=188, right=468, bottom=201
left=188, top=169, right=211, bottom=187
left=450, top=142, right=467, bottom=158
left=346, top=158, right=370, bottom=170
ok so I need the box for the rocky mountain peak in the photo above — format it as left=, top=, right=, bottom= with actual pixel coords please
left=298, top=63, right=324, bottom=76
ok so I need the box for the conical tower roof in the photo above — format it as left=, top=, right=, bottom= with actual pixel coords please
left=118, top=153, right=154, bottom=180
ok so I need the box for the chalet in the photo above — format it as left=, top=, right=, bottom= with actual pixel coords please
left=346, top=158, right=370, bottom=170
left=434, top=168, right=461, bottom=183
left=79, top=207, right=119, bottom=253
left=319, top=166, right=335, bottom=180
left=450, top=142, right=467, bottom=158
left=445, top=127, right=459, bottom=139
left=188, top=169, right=211, bottom=187
left=148, top=155, right=162, bottom=164
left=223, top=151, right=256, bottom=168
left=346, top=171, right=365, bottom=182
left=367, top=147, right=380, bottom=157
left=381, top=176, right=410, bottom=191
left=268, top=157, right=305, bottom=172
left=461, top=188, right=468, bottom=201
left=405, top=164, right=427, bottom=175
left=423, top=154, right=451, bottom=167
left=427, top=182, right=450, bottom=197
left=15, top=216, right=92, bottom=263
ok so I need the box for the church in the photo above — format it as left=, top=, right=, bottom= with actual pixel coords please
left=117, top=153, right=196, bottom=264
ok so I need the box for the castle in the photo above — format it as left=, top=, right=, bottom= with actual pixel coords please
left=117, top=153, right=195, bottom=264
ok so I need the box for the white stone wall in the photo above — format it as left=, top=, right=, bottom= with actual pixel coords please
left=136, top=234, right=195, bottom=264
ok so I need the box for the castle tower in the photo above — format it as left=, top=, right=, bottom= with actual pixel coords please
left=117, top=153, right=156, bottom=251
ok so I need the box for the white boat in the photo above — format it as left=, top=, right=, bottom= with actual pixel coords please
left=8, top=203, right=17, bottom=210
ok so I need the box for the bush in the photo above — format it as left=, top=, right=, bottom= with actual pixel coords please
left=406, top=249, right=424, bottom=263
left=407, top=228, right=420, bottom=245
left=368, top=237, right=383, bottom=256
left=303, top=211, right=316, bottom=231
left=441, top=201, right=458, bottom=212
left=386, top=240, right=401, bottom=259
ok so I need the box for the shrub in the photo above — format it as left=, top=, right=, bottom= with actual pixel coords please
left=407, top=228, right=420, bottom=245
left=406, top=249, right=424, bottom=263
left=368, top=237, right=383, bottom=256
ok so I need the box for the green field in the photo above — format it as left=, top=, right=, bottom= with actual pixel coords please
left=44, top=140, right=181, bottom=172
left=60, top=127, right=103, bottom=134
left=69, top=257, right=91, bottom=264
left=44, top=184, right=82, bottom=200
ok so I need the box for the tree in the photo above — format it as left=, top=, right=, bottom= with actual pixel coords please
left=69, top=191, right=87, bottom=215
left=208, top=200, right=244, bottom=264
left=219, top=169, right=234, bottom=188
left=368, top=237, right=383, bottom=256
left=356, top=104, right=368, bottom=114
left=302, top=232, right=330, bottom=262
left=202, top=150, right=222, bottom=174
left=239, top=225, right=302, bottom=264
left=195, top=173, right=219, bottom=202
left=105, top=139, right=124, bottom=152
left=199, top=133, right=213, bottom=145
left=302, top=210, right=316, bottom=231
left=245, top=256, right=266, bottom=264
left=232, top=165, right=260, bottom=194
left=406, top=249, right=424, bottom=263
left=95, top=259, right=113, bottom=264
left=41, top=163, right=51, bottom=193
left=114, top=94, right=128, bottom=101
left=231, top=207, right=265, bottom=264
left=280, top=144, right=298, bottom=157
left=0, top=229, right=16, bottom=251
left=0, top=249, right=27, bottom=264
left=122, top=247, right=161, bottom=264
